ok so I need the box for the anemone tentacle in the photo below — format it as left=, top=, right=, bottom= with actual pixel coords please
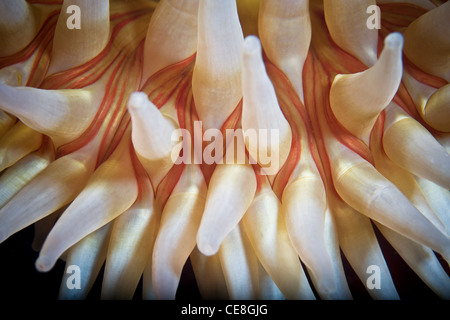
left=0, top=0, right=448, bottom=300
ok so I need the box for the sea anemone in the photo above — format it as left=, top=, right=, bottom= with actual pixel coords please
left=0, top=0, right=449, bottom=300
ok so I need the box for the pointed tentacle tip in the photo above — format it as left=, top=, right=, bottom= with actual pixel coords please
left=316, top=281, right=338, bottom=299
left=35, top=255, right=55, bottom=273
left=384, top=32, right=404, bottom=51
left=196, top=234, right=220, bottom=257
left=243, top=34, right=262, bottom=56
left=127, top=91, right=150, bottom=111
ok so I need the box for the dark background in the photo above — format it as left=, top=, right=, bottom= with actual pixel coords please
left=0, top=222, right=447, bottom=301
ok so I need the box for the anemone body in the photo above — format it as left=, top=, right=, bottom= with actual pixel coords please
left=0, top=0, right=449, bottom=300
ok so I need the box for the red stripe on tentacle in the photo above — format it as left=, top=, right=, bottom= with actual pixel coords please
left=379, top=3, right=427, bottom=33
left=318, top=56, right=375, bottom=166
left=403, top=55, right=448, bottom=89
left=369, top=110, right=387, bottom=158
left=303, top=52, right=335, bottom=192
left=141, top=53, right=197, bottom=108
left=55, top=54, right=127, bottom=158
left=309, top=9, right=367, bottom=77
left=146, top=56, right=197, bottom=212
left=264, top=58, right=303, bottom=200
left=98, top=45, right=144, bottom=166
left=130, top=135, right=155, bottom=202
left=41, top=9, right=149, bottom=90
left=0, top=11, right=59, bottom=68
left=196, top=100, right=245, bottom=187
left=155, top=162, right=186, bottom=214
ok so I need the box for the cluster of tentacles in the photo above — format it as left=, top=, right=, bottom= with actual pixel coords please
left=0, top=0, right=449, bottom=300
